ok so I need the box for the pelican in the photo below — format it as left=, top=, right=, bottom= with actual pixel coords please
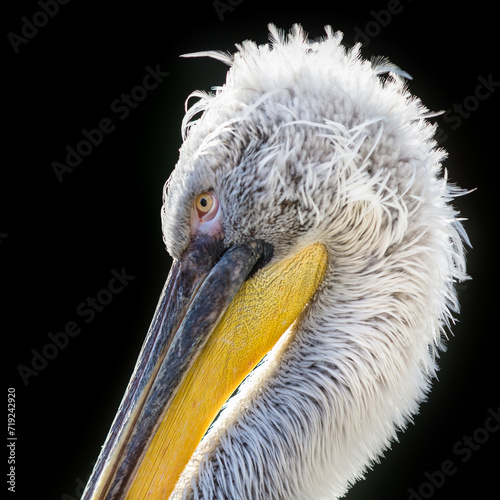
left=82, top=24, right=469, bottom=499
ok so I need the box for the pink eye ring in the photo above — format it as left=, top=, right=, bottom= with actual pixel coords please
left=191, top=192, right=222, bottom=237
left=195, top=192, right=218, bottom=220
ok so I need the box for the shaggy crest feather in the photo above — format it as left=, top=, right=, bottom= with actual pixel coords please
left=160, top=24, right=469, bottom=499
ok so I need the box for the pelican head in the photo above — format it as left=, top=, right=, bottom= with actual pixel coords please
left=82, top=24, right=468, bottom=499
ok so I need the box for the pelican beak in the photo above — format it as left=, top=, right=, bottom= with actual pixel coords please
left=82, top=238, right=327, bottom=500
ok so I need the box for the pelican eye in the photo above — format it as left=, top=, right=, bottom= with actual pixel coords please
left=194, top=192, right=219, bottom=221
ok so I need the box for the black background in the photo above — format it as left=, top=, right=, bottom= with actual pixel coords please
left=4, top=1, right=498, bottom=499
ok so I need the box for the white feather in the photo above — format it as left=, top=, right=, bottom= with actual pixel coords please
left=161, top=24, right=469, bottom=499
